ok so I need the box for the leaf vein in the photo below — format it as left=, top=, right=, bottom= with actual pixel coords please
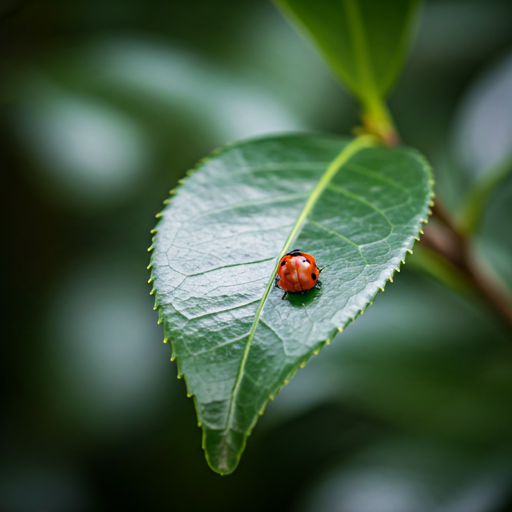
left=345, top=162, right=409, bottom=193
left=191, top=332, right=251, bottom=357
left=307, top=219, right=369, bottom=265
left=327, top=182, right=394, bottom=231
left=185, top=298, right=261, bottom=321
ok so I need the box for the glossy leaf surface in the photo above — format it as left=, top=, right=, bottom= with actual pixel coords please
left=149, top=134, right=433, bottom=474
left=274, top=0, right=421, bottom=105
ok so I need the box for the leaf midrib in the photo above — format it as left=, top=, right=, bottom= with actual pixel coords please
left=222, top=135, right=378, bottom=436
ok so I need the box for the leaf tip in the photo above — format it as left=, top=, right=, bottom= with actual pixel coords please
left=337, top=327, right=344, bottom=333
left=170, top=356, right=175, bottom=361
left=163, top=338, right=169, bottom=344
left=147, top=264, right=152, bottom=270
left=155, top=212, right=163, bottom=218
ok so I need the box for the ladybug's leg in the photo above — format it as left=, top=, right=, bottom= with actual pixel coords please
left=315, top=280, right=322, bottom=290
left=274, top=275, right=280, bottom=288
left=281, top=291, right=288, bottom=300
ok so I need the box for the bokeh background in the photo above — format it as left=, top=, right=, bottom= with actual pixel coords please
left=1, top=0, right=512, bottom=511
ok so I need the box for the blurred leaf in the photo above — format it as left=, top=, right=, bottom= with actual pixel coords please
left=45, top=256, right=172, bottom=437
left=301, top=437, right=512, bottom=512
left=5, top=36, right=307, bottom=213
left=451, top=50, right=512, bottom=233
left=475, top=179, right=512, bottom=295
left=406, top=244, right=475, bottom=297
left=274, top=0, right=421, bottom=134
left=72, top=36, right=305, bottom=143
left=150, top=133, right=433, bottom=474
left=7, top=74, right=153, bottom=211
left=453, top=51, right=512, bottom=178
left=460, top=155, right=512, bottom=234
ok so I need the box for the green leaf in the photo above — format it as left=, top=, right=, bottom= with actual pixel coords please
left=274, top=0, right=421, bottom=138
left=149, top=133, right=433, bottom=474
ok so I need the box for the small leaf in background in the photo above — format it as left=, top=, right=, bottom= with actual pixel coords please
left=460, top=156, right=512, bottom=235
left=274, top=0, right=421, bottom=140
left=454, top=51, right=512, bottom=177
left=452, top=50, right=512, bottom=233
left=150, top=133, right=433, bottom=474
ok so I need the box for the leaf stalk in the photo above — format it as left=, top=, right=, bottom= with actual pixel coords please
left=360, top=98, right=400, bottom=147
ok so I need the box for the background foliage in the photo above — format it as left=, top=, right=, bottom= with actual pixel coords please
left=1, top=0, right=512, bottom=510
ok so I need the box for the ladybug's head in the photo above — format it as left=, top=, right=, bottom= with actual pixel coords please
left=285, top=248, right=303, bottom=257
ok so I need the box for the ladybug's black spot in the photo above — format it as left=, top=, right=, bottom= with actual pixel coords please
left=280, top=260, right=286, bottom=266
left=311, top=273, right=317, bottom=280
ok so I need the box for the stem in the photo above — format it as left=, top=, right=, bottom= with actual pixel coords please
left=361, top=98, right=400, bottom=147
left=425, top=201, right=512, bottom=335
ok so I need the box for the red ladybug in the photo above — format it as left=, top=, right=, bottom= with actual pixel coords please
left=275, top=249, right=322, bottom=299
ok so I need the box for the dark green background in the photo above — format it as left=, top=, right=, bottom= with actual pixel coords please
left=1, top=1, right=512, bottom=511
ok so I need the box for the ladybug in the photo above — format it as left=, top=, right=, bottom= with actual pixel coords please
left=275, top=249, right=322, bottom=299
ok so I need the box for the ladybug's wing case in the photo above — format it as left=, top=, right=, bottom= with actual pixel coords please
left=276, top=256, right=294, bottom=292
